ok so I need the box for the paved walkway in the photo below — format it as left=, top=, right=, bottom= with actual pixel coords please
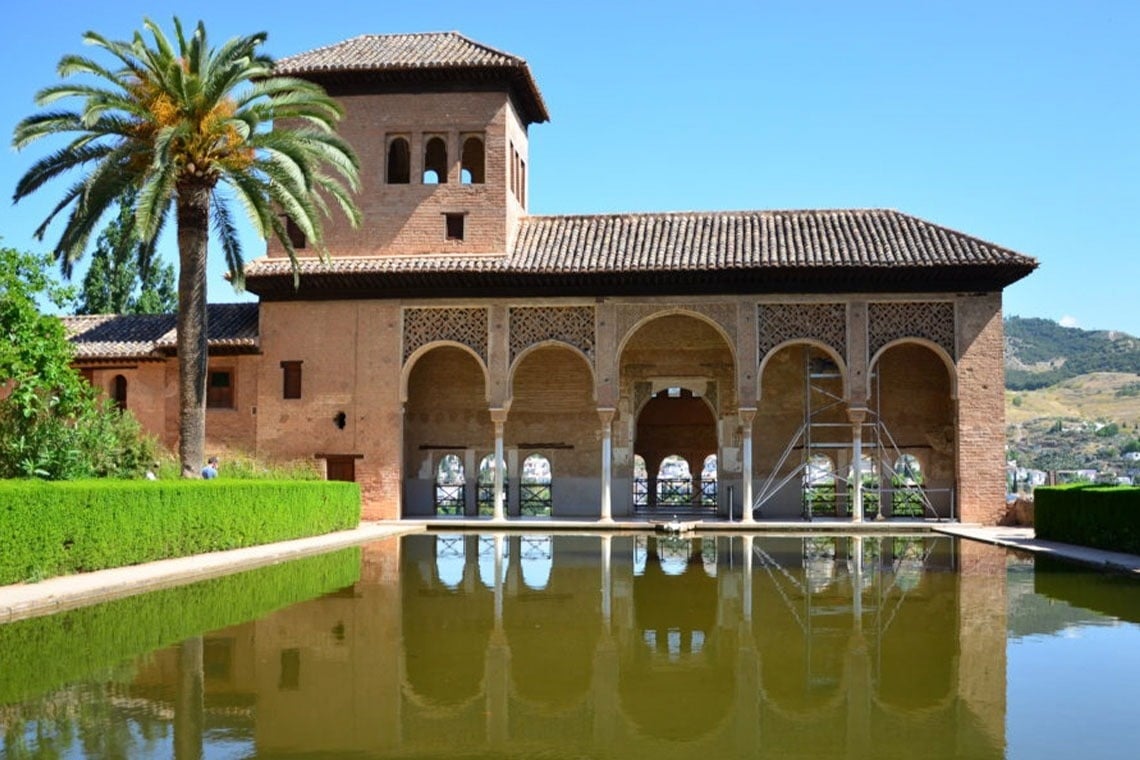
left=934, top=524, right=1140, bottom=575
left=0, top=522, right=422, bottom=624
left=5, top=519, right=1139, bottom=624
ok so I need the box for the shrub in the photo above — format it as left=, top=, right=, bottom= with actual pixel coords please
left=0, top=480, right=360, bottom=584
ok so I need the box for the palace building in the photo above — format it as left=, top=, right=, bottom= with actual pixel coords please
left=65, top=32, right=1036, bottom=524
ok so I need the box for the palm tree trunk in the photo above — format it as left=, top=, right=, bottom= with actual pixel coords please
left=176, top=185, right=211, bottom=476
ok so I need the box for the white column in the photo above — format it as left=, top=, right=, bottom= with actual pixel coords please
left=740, top=408, right=757, bottom=523
left=849, top=407, right=866, bottom=523
left=598, top=408, right=616, bottom=523
left=491, top=409, right=508, bottom=522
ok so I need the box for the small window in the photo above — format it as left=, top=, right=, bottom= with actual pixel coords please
left=281, top=360, right=302, bottom=399
left=460, top=135, right=485, bottom=184
left=279, top=648, right=300, bottom=691
left=387, top=136, right=410, bottom=184
left=519, top=159, right=526, bottom=207
left=285, top=216, right=306, bottom=249
left=445, top=213, right=465, bottom=241
left=423, top=136, right=448, bottom=184
left=207, top=369, right=234, bottom=409
left=111, top=374, right=128, bottom=411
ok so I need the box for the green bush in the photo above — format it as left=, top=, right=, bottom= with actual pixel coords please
left=1035, top=484, right=1140, bottom=555
left=0, top=547, right=361, bottom=704
left=0, top=480, right=360, bottom=584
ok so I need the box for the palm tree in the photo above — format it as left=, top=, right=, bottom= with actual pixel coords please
left=12, top=18, right=360, bottom=474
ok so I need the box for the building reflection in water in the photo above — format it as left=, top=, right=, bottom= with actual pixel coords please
left=118, top=533, right=1006, bottom=758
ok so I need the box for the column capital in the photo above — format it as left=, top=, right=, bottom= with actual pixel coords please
left=847, top=405, right=868, bottom=425
left=739, top=407, right=757, bottom=426
left=489, top=407, right=509, bottom=425
left=597, top=407, right=616, bottom=425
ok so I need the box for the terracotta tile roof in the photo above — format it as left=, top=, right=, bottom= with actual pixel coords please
left=242, top=209, right=1037, bottom=298
left=63, top=304, right=259, bottom=361
left=274, top=31, right=549, bottom=124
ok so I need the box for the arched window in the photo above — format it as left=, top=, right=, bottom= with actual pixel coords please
left=386, top=137, right=410, bottom=184
left=633, top=455, right=649, bottom=509
left=111, top=374, right=128, bottom=412
left=656, top=455, right=692, bottom=507
left=435, top=534, right=465, bottom=588
left=478, top=535, right=510, bottom=589
left=892, top=454, right=926, bottom=517
left=520, top=453, right=552, bottom=516
left=460, top=136, right=485, bottom=184
left=517, top=535, right=552, bottom=589
left=804, top=454, right=836, bottom=516
left=434, top=454, right=465, bottom=516
left=423, top=136, right=448, bottom=184
left=476, top=454, right=507, bottom=516
left=700, top=454, right=717, bottom=507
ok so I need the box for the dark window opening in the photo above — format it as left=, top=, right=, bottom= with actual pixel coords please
left=79, top=368, right=94, bottom=385
left=207, top=369, right=234, bottom=409
left=519, top=159, right=526, bottom=207
left=281, top=360, right=302, bottom=399
left=460, top=136, right=485, bottom=184
left=285, top=216, right=307, bottom=249
left=387, top=137, right=410, bottom=184
left=423, top=136, right=448, bottom=184
left=111, top=374, right=128, bottom=411
left=445, top=213, right=465, bottom=241
left=279, top=648, right=300, bottom=691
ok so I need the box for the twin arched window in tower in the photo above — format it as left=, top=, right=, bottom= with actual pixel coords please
left=386, top=134, right=485, bottom=185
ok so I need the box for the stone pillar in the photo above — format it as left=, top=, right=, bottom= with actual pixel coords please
left=490, top=409, right=508, bottom=522
left=849, top=406, right=867, bottom=522
left=599, top=408, right=616, bottom=522
left=740, top=408, right=757, bottom=522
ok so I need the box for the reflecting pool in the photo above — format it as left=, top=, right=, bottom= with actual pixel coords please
left=3, top=534, right=1140, bottom=758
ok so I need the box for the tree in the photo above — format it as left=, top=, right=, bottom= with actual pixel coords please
left=12, top=18, right=360, bottom=474
left=78, top=189, right=177, bottom=315
left=0, top=246, right=155, bottom=479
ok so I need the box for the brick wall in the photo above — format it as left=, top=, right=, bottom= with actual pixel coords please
left=955, top=294, right=1007, bottom=524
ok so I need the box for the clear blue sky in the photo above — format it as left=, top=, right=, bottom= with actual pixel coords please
left=2, top=1, right=1137, bottom=333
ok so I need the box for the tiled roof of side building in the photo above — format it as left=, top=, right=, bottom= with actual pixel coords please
left=274, top=31, right=549, bottom=124
left=63, top=303, right=259, bottom=361
left=241, top=208, right=1037, bottom=298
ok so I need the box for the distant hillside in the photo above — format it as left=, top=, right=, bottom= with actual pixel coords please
left=1004, top=316, right=1140, bottom=390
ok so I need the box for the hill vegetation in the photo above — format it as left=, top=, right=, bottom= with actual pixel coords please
left=1005, top=316, right=1140, bottom=390
left=1003, top=317, right=1140, bottom=475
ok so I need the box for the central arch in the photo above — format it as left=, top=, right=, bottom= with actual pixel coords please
left=618, top=312, right=736, bottom=516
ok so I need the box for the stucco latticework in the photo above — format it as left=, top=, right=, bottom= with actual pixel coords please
left=757, top=303, right=847, bottom=358
left=508, top=306, right=595, bottom=365
left=869, top=302, right=956, bottom=360
left=403, top=307, right=488, bottom=364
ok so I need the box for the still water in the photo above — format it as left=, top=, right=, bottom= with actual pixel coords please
left=3, top=533, right=1140, bottom=759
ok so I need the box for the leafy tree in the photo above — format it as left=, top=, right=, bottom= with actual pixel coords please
left=12, top=18, right=360, bottom=475
left=0, top=246, right=155, bottom=479
left=78, top=189, right=177, bottom=315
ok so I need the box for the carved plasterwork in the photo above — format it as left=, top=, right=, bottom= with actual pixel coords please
left=403, top=307, right=488, bottom=364
left=757, top=303, right=847, bottom=358
left=869, top=302, right=955, bottom=360
left=509, top=306, right=595, bottom=364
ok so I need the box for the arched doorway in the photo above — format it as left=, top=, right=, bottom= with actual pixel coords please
left=619, top=313, right=736, bottom=517
left=869, top=343, right=955, bottom=518
left=403, top=345, right=489, bottom=517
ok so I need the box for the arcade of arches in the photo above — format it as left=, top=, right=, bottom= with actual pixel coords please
left=398, top=295, right=1005, bottom=524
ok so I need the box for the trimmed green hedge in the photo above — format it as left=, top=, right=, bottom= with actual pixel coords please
left=1035, top=483, right=1140, bottom=555
left=0, top=479, right=360, bottom=585
left=0, top=547, right=361, bottom=704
